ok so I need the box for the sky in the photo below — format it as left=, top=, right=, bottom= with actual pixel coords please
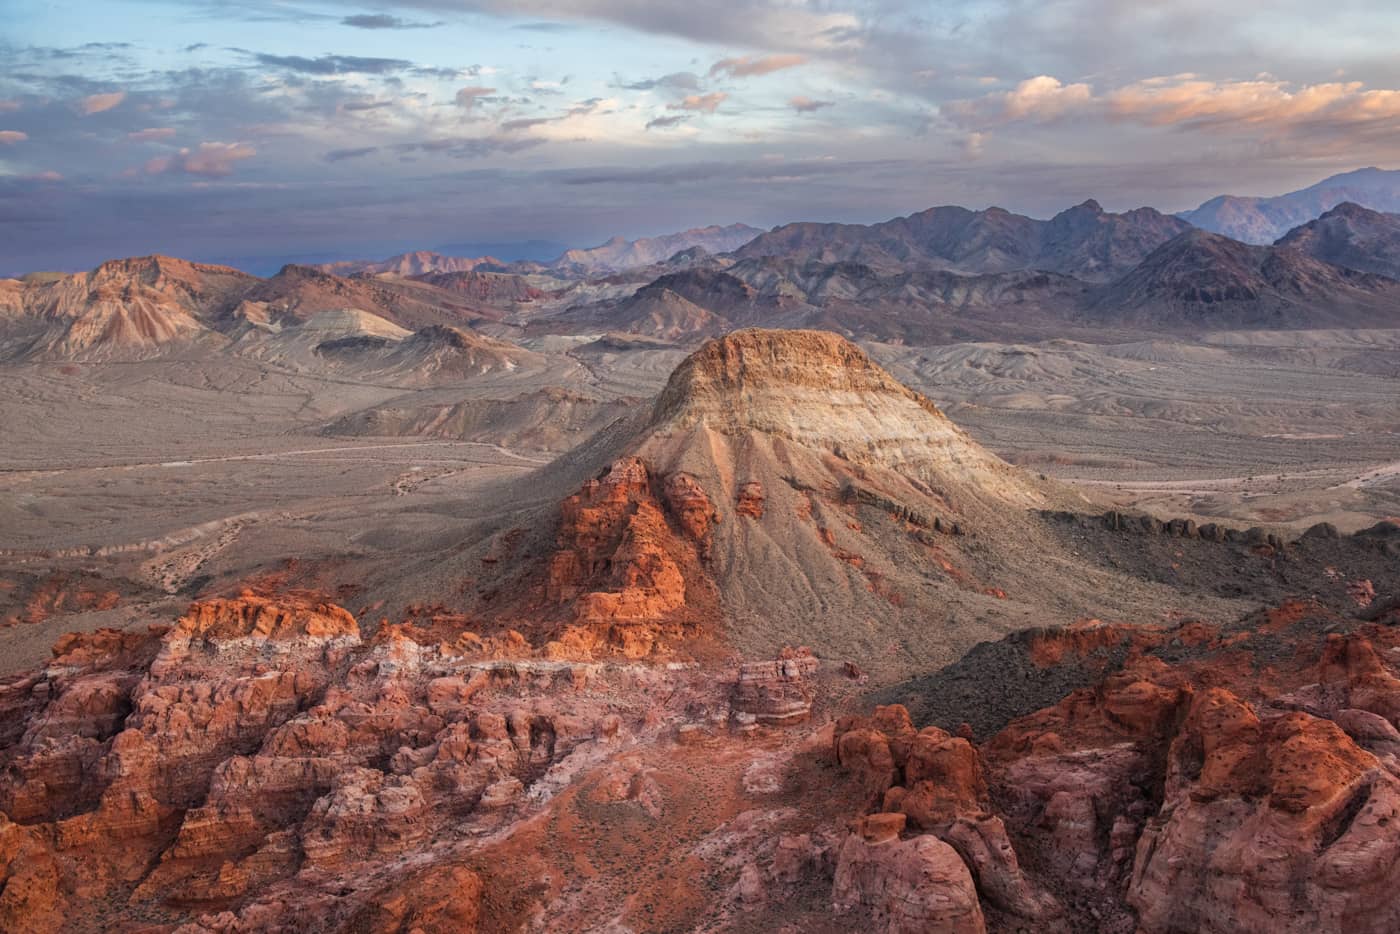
left=3, top=0, right=1400, bottom=274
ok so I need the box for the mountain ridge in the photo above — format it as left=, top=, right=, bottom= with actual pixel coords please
left=1180, top=167, right=1400, bottom=244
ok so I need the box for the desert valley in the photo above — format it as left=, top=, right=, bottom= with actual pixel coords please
left=0, top=166, right=1398, bottom=933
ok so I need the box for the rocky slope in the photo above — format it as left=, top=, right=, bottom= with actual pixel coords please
left=1275, top=201, right=1400, bottom=279
left=539, top=260, right=1087, bottom=343
left=313, top=324, right=551, bottom=381
left=322, top=387, right=636, bottom=453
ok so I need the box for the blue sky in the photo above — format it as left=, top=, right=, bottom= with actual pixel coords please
left=3, top=1, right=1400, bottom=273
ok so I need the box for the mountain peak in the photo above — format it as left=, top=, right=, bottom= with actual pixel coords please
left=644, top=328, right=1041, bottom=508
left=653, top=328, right=926, bottom=426
left=1319, top=200, right=1379, bottom=220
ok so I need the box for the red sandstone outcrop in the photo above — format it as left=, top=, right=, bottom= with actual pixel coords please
left=829, top=611, right=1400, bottom=934
left=540, top=456, right=718, bottom=658
left=0, top=588, right=756, bottom=931
left=833, top=812, right=987, bottom=934
left=732, top=648, right=819, bottom=725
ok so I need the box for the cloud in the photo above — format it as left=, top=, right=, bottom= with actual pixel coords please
left=324, top=146, right=379, bottom=162
left=501, top=117, right=554, bottom=132
left=1104, top=76, right=1400, bottom=132
left=390, top=136, right=545, bottom=158
left=513, top=21, right=575, bottom=32
left=945, top=76, right=1094, bottom=126
left=0, top=100, right=20, bottom=113
left=80, top=91, right=126, bottom=115
left=341, top=14, right=441, bottom=30
left=559, top=156, right=896, bottom=187
left=455, top=86, right=498, bottom=110
left=145, top=141, right=256, bottom=178
left=645, top=114, right=690, bottom=130
left=341, top=99, right=394, bottom=112
left=432, top=1, right=861, bottom=52
left=0, top=131, right=28, bottom=144
left=789, top=96, right=833, bottom=113
left=619, top=72, right=700, bottom=93
left=669, top=92, right=727, bottom=113
left=947, top=73, right=1400, bottom=141
left=26, top=170, right=63, bottom=183
left=253, top=53, right=413, bottom=75
left=127, top=127, right=176, bottom=142
left=709, top=54, right=806, bottom=79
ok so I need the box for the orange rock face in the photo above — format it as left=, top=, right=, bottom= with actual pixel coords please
left=0, top=589, right=758, bottom=931
left=830, top=609, right=1400, bottom=934
left=539, top=457, right=718, bottom=657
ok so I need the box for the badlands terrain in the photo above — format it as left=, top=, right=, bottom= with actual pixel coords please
left=0, top=187, right=1398, bottom=933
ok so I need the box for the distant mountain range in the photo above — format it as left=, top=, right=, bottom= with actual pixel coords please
left=735, top=200, right=1191, bottom=283
left=320, top=224, right=762, bottom=279
left=6, top=179, right=1400, bottom=363
left=1180, top=167, right=1400, bottom=244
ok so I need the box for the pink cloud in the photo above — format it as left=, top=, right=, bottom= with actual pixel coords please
left=709, top=54, right=807, bottom=79
left=947, top=74, right=1400, bottom=140
left=128, top=127, right=177, bottom=142
left=0, top=130, right=27, bottom=144
left=946, top=75, right=1093, bottom=127
left=669, top=92, right=728, bottom=114
left=789, top=96, right=833, bottom=113
left=80, top=91, right=126, bottom=115
left=0, top=100, right=20, bottom=113
left=1104, top=77, right=1400, bottom=130
left=144, top=141, right=256, bottom=178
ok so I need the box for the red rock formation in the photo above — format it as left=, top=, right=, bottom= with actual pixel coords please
left=732, top=648, right=819, bottom=725
left=833, top=812, right=987, bottom=934
left=539, top=457, right=718, bottom=657
left=828, top=610, right=1400, bottom=934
